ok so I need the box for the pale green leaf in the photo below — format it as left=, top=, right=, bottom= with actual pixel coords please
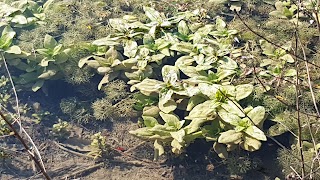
left=154, top=140, right=164, bottom=159
left=240, top=135, right=262, bottom=151
left=143, top=116, right=159, bottom=127
left=235, top=84, right=253, bottom=101
left=244, top=126, right=267, bottom=141
left=218, top=130, right=243, bottom=144
left=124, top=40, right=138, bottom=58
left=159, top=99, right=177, bottom=113
left=213, top=142, right=228, bottom=159
left=32, top=80, right=44, bottom=92
left=247, top=106, right=266, bottom=128
left=170, top=129, right=186, bottom=143
left=44, top=34, right=57, bottom=49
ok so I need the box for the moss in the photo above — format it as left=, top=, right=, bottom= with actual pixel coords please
left=60, top=97, right=78, bottom=115
left=225, top=151, right=260, bottom=175
left=92, top=98, right=116, bottom=121
left=113, top=97, right=138, bottom=120
left=102, top=80, right=129, bottom=103
left=277, top=145, right=320, bottom=179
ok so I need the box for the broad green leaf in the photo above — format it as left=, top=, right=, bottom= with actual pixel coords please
left=52, top=44, right=63, bottom=56
left=40, top=58, right=55, bottom=67
left=221, top=101, right=245, bottom=117
left=144, top=6, right=163, bottom=22
left=280, top=54, right=294, bottom=63
left=235, top=84, right=253, bottom=101
left=162, top=65, right=180, bottom=80
left=201, top=122, right=221, bottom=141
left=244, top=126, right=267, bottom=141
left=284, top=69, right=296, bottom=77
left=143, top=106, right=160, bottom=118
left=32, top=80, right=44, bottom=92
left=92, top=37, right=120, bottom=46
left=198, top=83, right=220, bottom=99
left=178, top=20, right=189, bottom=36
left=154, top=140, right=164, bottom=159
left=240, top=136, right=262, bottom=151
left=247, top=106, right=266, bottom=128
left=98, top=71, right=119, bottom=90
left=186, top=100, right=218, bottom=120
left=0, top=26, right=16, bottom=49
left=215, top=17, right=226, bottom=31
left=171, top=139, right=184, bottom=154
left=78, top=56, right=93, bottom=68
left=213, top=142, right=228, bottom=159
left=124, top=40, right=138, bottom=58
left=131, top=79, right=163, bottom=94
left=143, top=116, right=159, bottom=127
left=186, top=96, right=207, bottom=111
left=170, top=129, right=185, bottom=143
left=5, top=45, right=21, bottom=54
left=218, top=130, right=243, bottom=144
left=44, top=34, right=57, bottom=49
left=218, top=109, right=241, bottom=126
left=170, top=42, right=194, bottom=54
left=159, top=112, right=183, bottom=129
left=129, top=127, right=155, bottom=138
left=38, top=70, right=57, bottom=79
left=11, top=15, right=27, bottom=25
left=159, top=99, right=177, bottom=113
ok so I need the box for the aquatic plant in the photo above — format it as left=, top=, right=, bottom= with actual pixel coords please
left=91, top=98, right=115, bottom=121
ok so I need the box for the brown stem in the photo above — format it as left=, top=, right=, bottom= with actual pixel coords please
left=0, top=110, right=51, bottom=180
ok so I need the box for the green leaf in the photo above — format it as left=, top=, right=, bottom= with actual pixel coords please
left=178, top=20, right=189, bottom=36
left=244, top=126, right=267, bottom=141
left=92, top=37, right=120, bottom=46
left=162, top=65, right=180, bottom=81
left=32, top=80, right=44, bottom=92
left=235, top=84, right=253, bottom=101
left=0, top=26, right=16, bottom=49
left=170, top=42, right=194, bottom=54
left=52, top=44, right=63, bottom=56
left=240, top=135, right=262, bottom=151
left=143, top=116, right=159, bottom=127
left=215, top=17, right=226, bottom=31
left=124, top=40, right=138, bottom=58
left=131, top=79, right=163, bottom=95
left=221, top=101, right=245, bottom=117
left=280, top=54, right=294, bottom=63
left=186, top=96, right=207, bottom=111
left=186, top=100, right=218, bottom=120
left=159, top=99, right=177, bottom=113
left=218, top=130, right=243, bottom=144
left=38, top=70, right=57, bottom=79
left=284, top=69, right=296, bottom=77
left=5, top=45, right=21, bottom=54
left=154, top=140, right=165, bottom=159
left=198, top=83, right=220, bottom=99
left=213, top=142, right=228, bottom=159
left=159, top=111, right=183, bottom=129
left=170, top=129, right=186, bottom=143
left=247, top=106, right=266, bottom=128
left=44, top=34, right=57, bottom=49
left=144, top=6, right=163, bottom=22
left=171, top=139, right=184, bottom=154
left=218, top=109, right=241, bottom=126
left=143, top=106, right=160, bottom=118
left=98, top=71, right=119, bottom=90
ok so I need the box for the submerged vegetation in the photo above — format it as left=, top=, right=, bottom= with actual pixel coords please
left=1, top=0, right=320, bottom=179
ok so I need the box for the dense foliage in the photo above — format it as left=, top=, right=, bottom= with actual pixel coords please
left=1, top=0, right=320, bottom=178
